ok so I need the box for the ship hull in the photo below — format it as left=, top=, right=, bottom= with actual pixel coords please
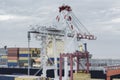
left=1, top=67, right=120, bottom=80
left=0, top=68, right=105, bottom=78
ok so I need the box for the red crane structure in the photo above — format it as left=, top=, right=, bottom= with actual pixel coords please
left=105, top=66, right=120, bottom=80
left=59, top=50, right=90, bottom=80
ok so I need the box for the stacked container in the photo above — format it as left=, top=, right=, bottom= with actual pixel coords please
left=19, top=48, right=30, bottom=67
left=19, top=48, right=40, bottom=67
left=8, top=48, right=19, bottom=67
left=0, top=48, right=8, bottom=67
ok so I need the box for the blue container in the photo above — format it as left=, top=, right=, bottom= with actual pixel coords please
left=8, top=62, right=18, bottom=67
left=19, top=54, right=31, bottom=57
left=0, top=75, right=14, bottom=80
left=49, top=58, right=59, bottom=61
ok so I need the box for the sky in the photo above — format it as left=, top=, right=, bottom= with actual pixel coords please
left=0, top=0, right=120, bottom=59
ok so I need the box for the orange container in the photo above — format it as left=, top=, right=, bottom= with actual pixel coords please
left=8, top=53, right=18, bottom=57
left=8, top=51, right=18, bottom=54
left=8, top=48, right=19, bottom=51
left=8, top=57, right=18, bottom=60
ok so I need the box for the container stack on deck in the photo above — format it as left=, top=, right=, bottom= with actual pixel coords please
left=8, top=48, right=19, bottom=67
left=0, top=48, right=7, bottom=67
left=0, top=48, right=40, bottom=68
left=19, top=48, right=40, bottom=67
left=19, top=48, right=30, bottom=67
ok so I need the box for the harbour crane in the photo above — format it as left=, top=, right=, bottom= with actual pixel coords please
left=28, top=4, right=96, bottom=80
left=55, top=4, right=96, bottom=80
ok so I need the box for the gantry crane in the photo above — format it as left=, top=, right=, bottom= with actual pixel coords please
left=56, top=4, right=96, bottom=40
left=28, top=4, right=96, bottom=80
left=55, top=4, right=96, bottom=80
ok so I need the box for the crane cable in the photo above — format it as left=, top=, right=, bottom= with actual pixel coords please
left=70, top=15, right=84, bottom=34
left=71, top=12, right=91, bottom=35
left=64, top=12, right=84, bottom=34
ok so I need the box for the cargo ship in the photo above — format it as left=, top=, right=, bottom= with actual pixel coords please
left=1, top=46, right=120, bottom=80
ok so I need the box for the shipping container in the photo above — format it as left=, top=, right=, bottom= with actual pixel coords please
left=8, top=57, right=18, bottom=60
left=19, top=57, right=28, bottom=60
left=19, top=48, right=40, bottom=67
left=8, top=50, right=18, bottom=54
left=8, top=48, right=19, bottom=51
left=1, top=55, right=7, bottom=59
left=0, top=48, right=7, bottom=55
left=8, top=62, right=18, bottom=67
left=0, top=48, right=8, bottom=67
left=19, top=54, right=31, bottom=57
left=8, top=60, right=18, bottom=62
left=8, top=53, right=18, bottom=57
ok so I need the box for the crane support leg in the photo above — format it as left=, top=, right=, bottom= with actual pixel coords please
left=77, top=57, right=79, bottom=72
left=86, top=52, right=89, bottom=73
left=59, top=54, right=62, bottom=80
left=106, top=76, right=110, bottom=80
left=70, top=55, right=73, bottom=80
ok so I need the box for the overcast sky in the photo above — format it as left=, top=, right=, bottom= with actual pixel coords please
left=0, top=0, right=120, bottom=59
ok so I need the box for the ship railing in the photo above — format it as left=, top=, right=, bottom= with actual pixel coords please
left=104, top=65, right=120, bottom=70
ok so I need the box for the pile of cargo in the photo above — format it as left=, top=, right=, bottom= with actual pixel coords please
left=19, top=48, right=40, bottom=67
left=0, top=48, right=40, bottom=68
left=8, top=48, right=19, bottom=67
left=73, top=71, right=91, bottom=80
left=0, top=48, right=7, bottom=67
left=19, top=48, right=29, bottom=67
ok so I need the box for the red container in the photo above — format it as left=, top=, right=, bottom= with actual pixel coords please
left=8, top=53, right=18, bottom=57
left=8, top=50, right=18, bottom=54
left=8, top=48, right=19, bottom=57
left=8, top=48, right=19, bottom=51
left=8, top=48, right=19, bottom=54
left=8, top=57, right=18, bottom=60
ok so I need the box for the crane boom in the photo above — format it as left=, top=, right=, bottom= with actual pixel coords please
left=56, top=4, right=96, bottom=40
